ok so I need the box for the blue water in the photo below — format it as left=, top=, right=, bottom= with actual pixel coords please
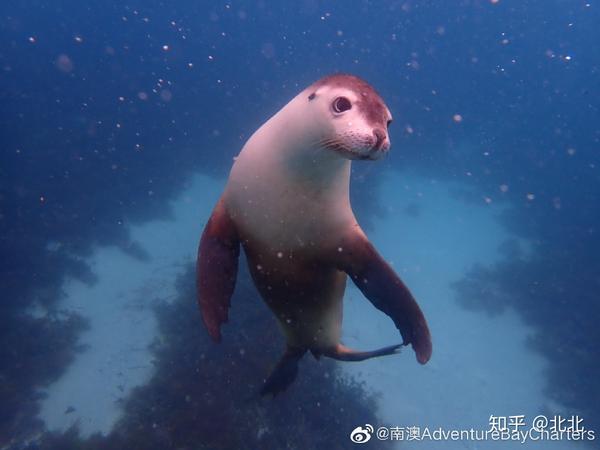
left=1, top=1, right=599, bottom=449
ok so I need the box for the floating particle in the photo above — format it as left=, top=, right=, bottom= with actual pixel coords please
left=208, top=55, right=214, bottom=60
left=160, top=89, right=172, bottom=102
left=553, top=197, right=562, bottom=210
left=118, top=96, right=125, bottom=102
left=137, top=91, right=148, bottom=100
left=567, top=147, right=576, bottom=156
left=261, top=42, right=275, bottom=59
left=74, top=35, right=83, bottom=43
left=499, top=184, right=509, bottom=193
left=55, top=54, right=74, bottom=73
left=490, top=0, right=500, bottom=4
left=162, top=44, right=169, bottom=51
left=526, top=193, right=535, bottom=201
left=187, top=62, right=193, bottom=68
left=452, top=114, right=463, bottom=123
left=405, top=124, right=414, bottom=134
left=277, top=252, right=283, bottom=258
left=28, top=36, right=37, bottom=43
left=484, top=197, right=492, bottom=204
left=564, top=55, right=572, bottom=61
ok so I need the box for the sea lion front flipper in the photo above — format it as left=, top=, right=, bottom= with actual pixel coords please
left=197, top=198, right=240, bottom=342
left=335, top=227, right=432, bottom=364
left=260, top=347, right=307, bottom=397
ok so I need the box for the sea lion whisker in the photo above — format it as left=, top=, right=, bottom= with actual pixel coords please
left=318, top=138, right=352, bottom=152
left=314, top=138, right=337, bottom=148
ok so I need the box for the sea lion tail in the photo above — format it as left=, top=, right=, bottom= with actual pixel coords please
left=324, top=343, right=402, bottom=362
left=260, top=347, right=307, bottom=397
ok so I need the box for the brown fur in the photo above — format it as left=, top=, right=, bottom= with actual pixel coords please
left=311, top=73, right=389, bottom=127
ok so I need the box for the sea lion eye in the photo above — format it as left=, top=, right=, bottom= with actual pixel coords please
left=332, top=97, right=352, bottom=113
left=387, top=119, right=393, bottom=127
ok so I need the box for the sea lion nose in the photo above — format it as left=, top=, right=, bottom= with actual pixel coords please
left=373, top=128, right=386, bottom=150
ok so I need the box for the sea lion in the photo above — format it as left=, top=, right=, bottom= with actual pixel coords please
left=197, top=74, right=432, bottom=396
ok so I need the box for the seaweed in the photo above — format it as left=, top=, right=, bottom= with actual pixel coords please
left=453, top=230, right=600, bottom=433
left=0, top=312, right=88, bottom=448
left=0, top=7, right=392, bottom=443
left=32, top=263, right=391, bottom=450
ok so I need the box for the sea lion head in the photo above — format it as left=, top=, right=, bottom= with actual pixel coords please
left=305, top=74, right=392, bottom=160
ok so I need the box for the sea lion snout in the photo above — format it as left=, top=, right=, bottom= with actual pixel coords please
left=372, top=128, right=389, bottom=151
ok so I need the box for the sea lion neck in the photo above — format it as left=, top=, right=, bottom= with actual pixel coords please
left=237, top=93, right=352, bottom=199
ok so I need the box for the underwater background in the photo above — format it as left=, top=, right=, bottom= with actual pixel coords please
left=1, top=1, right=599, bottom=449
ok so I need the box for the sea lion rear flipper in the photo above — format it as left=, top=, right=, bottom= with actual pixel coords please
left=197, top=198, right=240, bottom=342
left=324, top=343, right=402, bottom=362
left=336, top=228, right=432, bottom=364
left=260, top=347, right=307, bottom=397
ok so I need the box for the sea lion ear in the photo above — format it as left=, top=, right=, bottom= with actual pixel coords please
left=308, top=92, right=316, bottom=101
